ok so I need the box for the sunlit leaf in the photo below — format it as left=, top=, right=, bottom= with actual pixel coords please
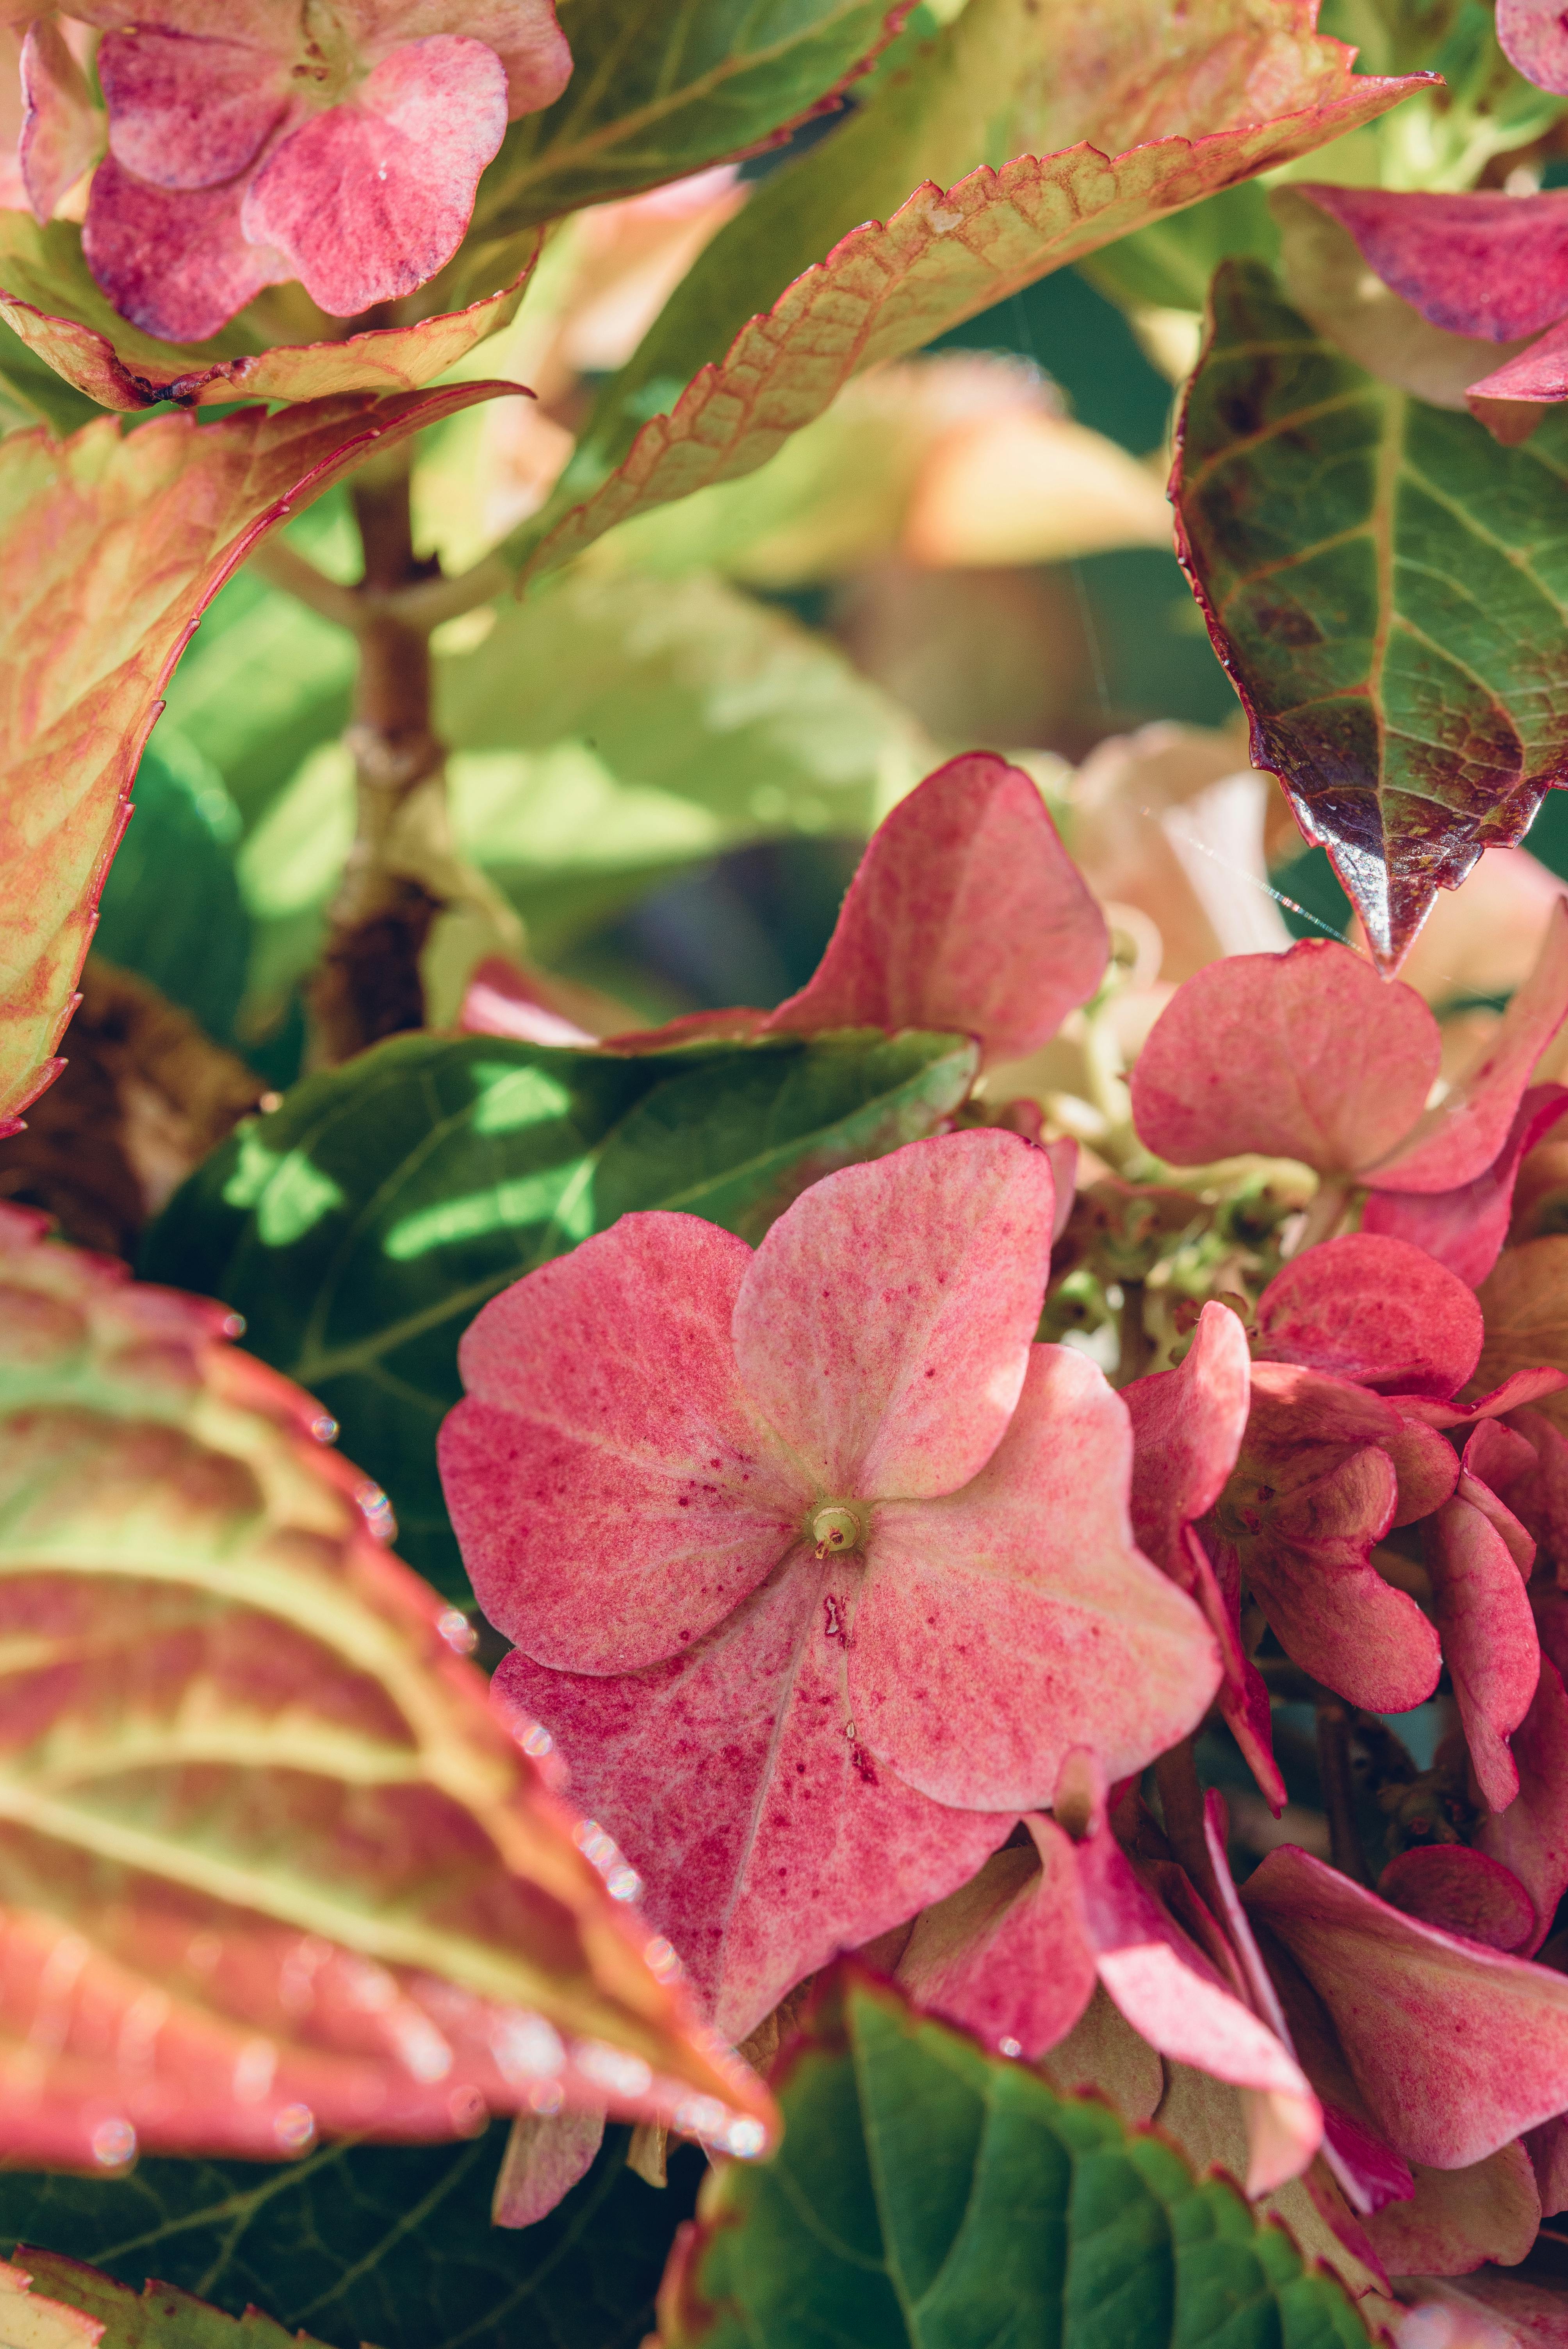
left=0, top=1206, right=773, bottom=2167
left=1170, top=259, right=1568, bottom=966
left=0, top=2125, right=697, bottom=2349
left=0, top=382, right=506, bottom=1138
left=511, top=0, right=1428, bottom=583
left=659, top=1967, right=1376, bottom=2349
left=139, top=1028, right=976, bottom=1597
left=472, top=0, right=905, bottom=235
left=0, top=2249, right=332, bottom=2349
left=0, top=216, right=539, bottom=414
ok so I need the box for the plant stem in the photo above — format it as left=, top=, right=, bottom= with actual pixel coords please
left=1315, top=1697, right=1370, bottom=1883
left=308, top=456, right=446, bottom=1067
left=248, top=538, right=510, bottom=634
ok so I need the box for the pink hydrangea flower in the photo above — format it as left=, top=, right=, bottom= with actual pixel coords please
left=1131, top=919, right=1568, bottom=1286
left=440, top=1130, right=1220, bottom=2038
left=65, top=2, right=571, bottom=341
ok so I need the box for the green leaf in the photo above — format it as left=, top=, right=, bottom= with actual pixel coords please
left=0, top=2247, right=332, bottom=2349
left=663, top=1969, right=1376, bottom=2349
left=510, top=0, right=1426, bottom=582
left=94, top=732, right=251, bottom=1045
left=0, top=2127, right=697, bottom=2349
left=470, top=0, right=902, bottom=235
left=1079, top=181, right=1278, bottom=318
left=139, top=1028, right=976, bottom=1596
left=1170, top=258, right=1568, bottom=967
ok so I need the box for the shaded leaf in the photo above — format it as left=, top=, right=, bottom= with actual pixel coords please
left=0, top=1206, right=773, bottom=2164
left=1171, top=259, right=1568, bottom=967
left=472, top=0, right=905, bottom=235
left=659, top=1966, right=1375, bottom=2349
left=0, top=215, right=538, bottom=413
left=93, top=735, right=250, bottom=1048
left=0, top=2250, right=331, bottom=2349
left=0, top=382, right=506, bottom=1139
left=0, top=2125, right=698, bottom=2349
left=139, top=1028, right=977, bottom=1597
left=512, top=0, right=1428, bottom=582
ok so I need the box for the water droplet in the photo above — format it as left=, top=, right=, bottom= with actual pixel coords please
left=274, top=2103, right=316, bottom=2152
left=643, top=1937, right=681, bottom=1980
left=449, top=2085, right=488, bottom=2136
left=91, top=2117, right=135, bottom=2169
left=576, top=2044, right=652, bottom=2099
left=528, top=2078, right=564, bottom=2116
left=672, top=2095, right=726, bottom=2139
left=606, top=1862, right=641, bottom=1902
left=722, top=2118, right=767, bottom=2158
left=222, top=1311, right=247, bottom=1339
left=310, top=1413, right=338, bottom=1444
left=999, top=2037, right=1022, bottom=2060
left=521, top=1723, right=554, bottom=1759
left=437, top=1607, right=478, bottom=1654
left=359, top=1483, right=396, bottom=1541
left=492, top=2012, right=564, bottom=2085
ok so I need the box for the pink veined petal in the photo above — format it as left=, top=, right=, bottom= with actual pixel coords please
left=1361, top=1087, right=1568, bottom=1289
left=81, top=154, right=293, bottom=342
left=1488, top=1409, right=1568, bottom=1578
left=458, top=958, right=597, bottom=1046
left=1124, top=1300, right=1252, bottom=1556
left=338, top=0, right=573, bottom=113
left=1426, top=1447, right=1540, bottom=1816
left=1191, top=1525, right=1285, bottom=1810
left=1074, top=1812, right=1320, bottom=2196
left=241, top=38, right=509, bottom=318
left=1128, top=939, right=1439, bottom=1176
left=1468, top=313, right=1568, bottom=415
left=1362, top=2140, right=1541, bottom=2280
left=96, top=27, right=292, bottom=192
left=1479, top=1656, right=1568, bottom=1956
left=1366, top=900, right=1568, bottom=1192
left=1253, top=1233, right=1484, bottom=1398
left=491, top=1573, right=1010, bottom=2041
left=440, top=1213, right=807, bottom=1675
left=19, top=18, right=102, bottom=223
left=762, top=753, right=1108, bottom=1067
left=1393, top=1370, right=1568, bottom=1431
left=1377, top=1845, right=1538, bottom=1954
left=1242, top=1844, right=1568, bottom=2170
left=1291, top=184, right=1568, bottom=339
left=1320, top=2107, right=1417, bottom=2219
left=1499, top=0, right=1568, bottom=93
left=847, top=1345, right=1219, bottom=1812
left=892, top=1814, right=1098, bottom=2060
left=1383, top=1413, right=1463, bottom=1525
left=491, top=2107, right=605, bottom=2227
left=732, top=1130, right=1055, bottom=1503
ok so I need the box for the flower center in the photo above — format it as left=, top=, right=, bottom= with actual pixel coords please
left=810, top=1504, right=862, bottom=1559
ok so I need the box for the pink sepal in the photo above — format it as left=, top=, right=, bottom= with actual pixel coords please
left=1253, top=1233, right=1483, bottom=1398
left=1426, top=1431, right=1541, bottom=1816
left=491, top=2108, right=605, bottom=2228
left=1362, top=1088, right=1568, bottom=1289
left=1378, top=1846, right=1538, bottom=1955
left=19, top=17, right=102, bottom=222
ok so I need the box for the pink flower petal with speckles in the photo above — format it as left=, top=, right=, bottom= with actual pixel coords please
left=893, top=1814, right=1098, bottom=2060
left=1480, top=1653, right=1568, bottom=1957
left=492, top=1575, right=1009, bottom=2040
left=82, top=153, right=292, bottom=343
left=1425, top=1433, right=1539, bottom=1816
left=847, top=1345, right=1219, bottom=1811
left=1378, top=1846, right=1537, bottom=1954
left=1253, top=1233, right=1483, bottom=1398
left=338, top=0, right=572, bottom=112
left=1292, top=185, right=1568, bottom=339
left=763, top=753, right=1108, bottom=1068
left=491, top=2108, right=605, bottom=2228
left=97, top=27, right=292, bottom=191
left=1243, top=1845, right=1568, bottom=2170
left=1362, top=1087, right=1568, bottom=1289
left=19, top=18, right=102, bottom=223
left=241, top=38, right=508, bottom=319
left=732, top=1130, right=1055, bottom=1503
left=1498, top=0, right=1568, bottom=95
left=441, top=1213, right=807, bottom=1675
left=1130, top=937, right=1438, bottom=1176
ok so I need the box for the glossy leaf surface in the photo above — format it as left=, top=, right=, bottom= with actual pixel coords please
left=1172, top=259, right=1568, bottom=967
left=0, top=384, right=504, bottom=1139
left=140, top=1029, right=976, bottom=1596
left=661, top=1967, right=1375, bottom=2349
left=0, top=1208, right=772, bottom=2165
left=0, top=2125, right=697, bottom=2349
left=0, top=216, right=538, bottom=412
left=513, top=0, right=1427, bottom=581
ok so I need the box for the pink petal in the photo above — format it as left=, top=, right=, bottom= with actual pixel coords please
left=1529, top=2112, right=1568, bottom=2217
left=893, top=1814, right=1098, bottom=2059
left=440, top=1214, right=806, bottom=1674
left=1479, top=1657, right=1568, bottom=1956
left=19, top=18, right=102, bottom=223
left=1394, top=1371, right=1568, bottom=1431
left=241, top=38, right=508, bottom=318
left=1499, top=0, right=1568, bottom=92
left=732, top=1131, right=1055, bottom=1504
left=491, top=2107, right=604, bottom=2228
left=1044, top=1137, right=1078, bottom=1242
left=1468, top=313, right=1568, bottom=413
left=763, top=754, right=1108, bottom=1068
left=1377, top=1846, right=1538, bottom=1954
left=1427, top=1454, right=1540, bottom=1815
left=1320, top=2106, right=1417, bottom=2218
left=1254, top=1233, right=1484, bottom=1398
left=1291, top=185, right=1568, bottom=339
left=1361, top=1088, right=1568, bottom=1289
left=492, top=1572, right=1009, bottom=2040
left=82, top=154, right=292, bottom=343
left=97, top=27, right=291, bottom=191
left=1243, top=1845, right=1568, bottom=2169
left=1383, top=1414, right=1463, bottom=1525
left=340, top=0, right=574, bottom=113
left=1129, top=940, right=1439, bottom=1175
left=847, top=1345, right=1219, bottom=1811
left=458, top=958, right=597, bottom=1046
left=1363, top=2139, right=1541, bottom=2279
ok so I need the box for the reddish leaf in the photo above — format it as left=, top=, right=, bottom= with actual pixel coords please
left=0, top=1205, right=773, bottom=2167
left=0, top=381, right=509, bottom=1137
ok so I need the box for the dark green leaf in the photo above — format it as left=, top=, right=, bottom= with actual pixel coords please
left=94, top=733, right=250, bottom=1045
left=471, top=0, right=900, bottom=235
left=1172, top=258, right=1568, bottom=967
left=0, top=2126, right=697, bottom=2349
left=663, top=1969, right=1375, bottom=2349
left=139, top=1028, right=975, bottom=1595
